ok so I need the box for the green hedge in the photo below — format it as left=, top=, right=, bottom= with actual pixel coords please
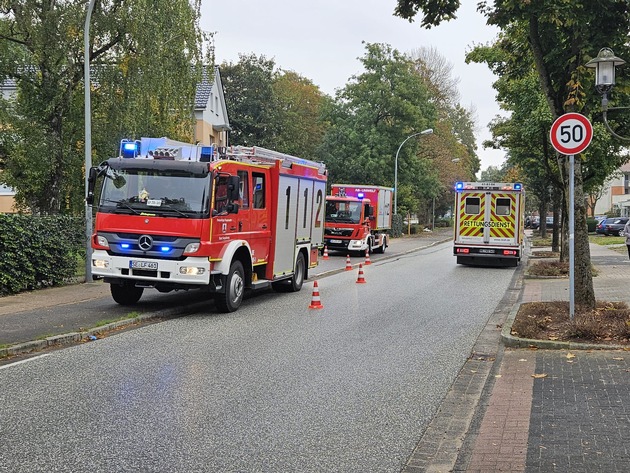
left=586, top=218, right=598, bottom=233
left=0, top=215, right=85, bottom=295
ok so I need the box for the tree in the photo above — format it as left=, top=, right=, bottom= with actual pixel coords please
left=271, top=71, right=327, bottom=159
left=394, top=0, right=630, bottom=308
left=219, top=55, right=328, bottom=159
left=0, top=0, right=203, bottom=215
left=316, top=42, right=437, bottom=216
left=219, top=54, right=278, bottom=148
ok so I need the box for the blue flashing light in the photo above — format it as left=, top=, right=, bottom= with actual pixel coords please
left=455, top=182, right=464, bottom=191
left=357, top=192, right=365, bottom=199
left=160, top=246, right=171, bottom=253
left=514, top=183, right=523, bottom=191
left=120, top=139, right=140, bottom=159
left=120, top=243, right=130, bottom=249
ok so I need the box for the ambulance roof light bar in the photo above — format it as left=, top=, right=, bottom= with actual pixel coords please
left=455, top=181, right=523, bottom=192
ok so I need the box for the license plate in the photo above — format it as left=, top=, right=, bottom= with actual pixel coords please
left=479, top=248, right=495, bottom=254
left=130, top=260, right=158, bottom=270
left=329, top=239, right=342, bottom=243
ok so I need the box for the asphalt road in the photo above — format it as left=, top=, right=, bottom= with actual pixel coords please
left=0, top=239, right=516, bottom=472
left=0, top=231, right=452, bottom=347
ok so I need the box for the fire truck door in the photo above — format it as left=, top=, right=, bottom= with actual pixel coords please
left=273, top=175, right=300, bottom=277
left=248, top=172, right=271, bottom=265
left=310, top=181, right=326, bottom=249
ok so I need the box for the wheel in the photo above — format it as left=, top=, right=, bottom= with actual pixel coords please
left=374, top=236, right=386, bottom=254
left=110, top=281, right=144, bottom=305
left=618, top=229, right=624, bottom=236
left=215, top=261, right=245, bottom=313
left=272, top=252, right=306, bottom=293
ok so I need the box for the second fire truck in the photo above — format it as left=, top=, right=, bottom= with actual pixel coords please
left=87, top=138, right=327, bottom=312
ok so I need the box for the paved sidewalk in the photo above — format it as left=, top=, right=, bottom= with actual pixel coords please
left=408, top=240, right=630, bottom=473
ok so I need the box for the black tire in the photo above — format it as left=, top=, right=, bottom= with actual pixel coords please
left=374, top=237, right=386, bottom=254
left=215, top=260, right=245, bottom=313
left=272, top=252, right=306, bottom=293
left=110, top=282, right=144, bottom=305
left=619, top=229, right=624, bottom=237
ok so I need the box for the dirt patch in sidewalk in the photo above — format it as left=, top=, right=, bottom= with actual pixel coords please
left=512, top=301, right=630, bottom=346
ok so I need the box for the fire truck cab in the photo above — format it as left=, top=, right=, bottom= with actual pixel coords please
left=87, top=138, right=327, bottom=312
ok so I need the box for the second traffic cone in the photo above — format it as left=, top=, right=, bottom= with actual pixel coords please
left=345, top=255, right=353, bottom=271
left=323, top=246, right=329, bottom=260
left=364, top=249, right=372, bottom=265
left=308, top=280, right=324, bottom=309
left=356, top=263, right=366, bottom=284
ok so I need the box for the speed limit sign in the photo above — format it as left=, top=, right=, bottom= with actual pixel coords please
left=550, top=112, right=593, bottom=155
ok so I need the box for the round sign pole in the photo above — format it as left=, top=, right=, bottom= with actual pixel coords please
left=549, top=113, right=593, bottom=321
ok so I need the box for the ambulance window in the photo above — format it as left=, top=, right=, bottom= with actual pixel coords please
left=465, top=197, right=480, bottom=214
left=238, top=170, right=249, bottom=209
left=253, top=173, right=265, bottom=209
left=496, top=198, right=511, bottom=216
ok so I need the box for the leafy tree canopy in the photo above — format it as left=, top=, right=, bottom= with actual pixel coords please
left=0, top=0, right=203, bottom=214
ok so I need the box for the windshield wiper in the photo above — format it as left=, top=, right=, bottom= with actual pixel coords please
left=102, top=199, right=141, bottom=215
left=159, top=204, right=191, bottom=218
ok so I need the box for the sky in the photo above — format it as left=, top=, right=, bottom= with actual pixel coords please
left=201, top=0, right=507, bottom=174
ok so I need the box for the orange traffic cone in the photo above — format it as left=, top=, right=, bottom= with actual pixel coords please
left=364, top=249, right=372, bottom=265
left=308, top=281, right=324, bottom=309
left=323, top=246, right=329, bottom=260
left=356, top=263, right=366, bottom=284
left=345, top=255, right=353, bottom=271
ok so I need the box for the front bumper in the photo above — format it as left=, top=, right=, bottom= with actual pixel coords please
left=91, top=250, right=211, bottom=285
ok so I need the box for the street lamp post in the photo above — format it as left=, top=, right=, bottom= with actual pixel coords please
left=84, top=0, right=96, bottom=282
left=394, top=128, right=433, bottom=215
left=585, top=47, right=629, bottom=141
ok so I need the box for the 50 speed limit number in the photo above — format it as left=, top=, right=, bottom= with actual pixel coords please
left=549, top=112, right=593, bottom=155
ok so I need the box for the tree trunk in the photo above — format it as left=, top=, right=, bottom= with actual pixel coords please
left=572, top=159, right=596, bottom=307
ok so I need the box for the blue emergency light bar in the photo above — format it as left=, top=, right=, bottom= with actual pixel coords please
left=120, top=139, right=141, bottom=159
left=357, top=192, right=365, bottom=199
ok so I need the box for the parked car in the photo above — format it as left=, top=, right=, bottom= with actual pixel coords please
left=603, top=217, right=629, bottom=236
left=596, top=218, right=608, bottom=235
left=530, top=216, right=540, bottom=230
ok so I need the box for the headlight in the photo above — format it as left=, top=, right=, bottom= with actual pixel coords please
left=184, top=242, right=200, bottom=254
left=93, top=259, right=109, bottom=269
left=96, top=235, right=109, bottom=248
left=179, top=267, right=205, bottom=275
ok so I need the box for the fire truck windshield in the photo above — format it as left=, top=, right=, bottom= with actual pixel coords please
left=325, top=200, right=362, bottom=224
left=98, top=168, right=210, bottom=217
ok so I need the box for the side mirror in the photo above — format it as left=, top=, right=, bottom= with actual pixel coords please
left=86, top=167, right=98, bottom=205
left=226, top=202, right=240, bottom=214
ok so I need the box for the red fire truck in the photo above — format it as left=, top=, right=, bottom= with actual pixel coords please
left=324, top=184, right=393, bottom=255
left=87, top=138, right=327, bottom=312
